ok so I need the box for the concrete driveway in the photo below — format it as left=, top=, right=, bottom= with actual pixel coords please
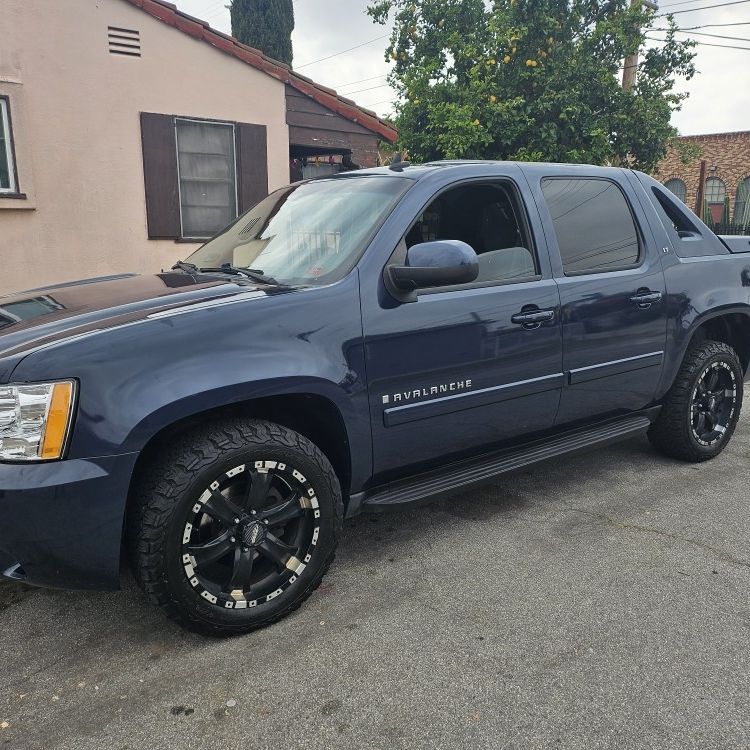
left=1, top=413, right=749, bottom=750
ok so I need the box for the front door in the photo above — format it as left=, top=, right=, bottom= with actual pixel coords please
left=361, top=178, right=563, bottom=478
left=537, top=175, right=668, bottom=425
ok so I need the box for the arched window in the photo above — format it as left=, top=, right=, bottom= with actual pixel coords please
left=664, top=178, right=687, bottom=203
left=705, top=177, right=726, bottom=203
left=735, top=177, right=750, bottom=228
left=705, top=177, right=727, bottom=224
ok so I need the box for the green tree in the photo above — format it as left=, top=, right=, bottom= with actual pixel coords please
left=367, top=0, right=695, bottom=170
left=231, top=0, right=295, bottom=67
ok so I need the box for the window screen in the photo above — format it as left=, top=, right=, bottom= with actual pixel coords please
left=541, top=178, right=640, bottom=274
left=0, top=98, right=17, bottom=193
left=176, top=119, right=237, bottom=239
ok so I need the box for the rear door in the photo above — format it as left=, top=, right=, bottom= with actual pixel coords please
left=530, top=171, right=667, bottom=425
left=360, top=173, right=564, bottom=478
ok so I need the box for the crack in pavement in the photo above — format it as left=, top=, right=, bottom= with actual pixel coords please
left=560, top=503, right=750, bottom=571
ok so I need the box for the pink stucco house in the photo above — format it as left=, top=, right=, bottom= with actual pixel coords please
left=0, top=0, right=396, bottom=295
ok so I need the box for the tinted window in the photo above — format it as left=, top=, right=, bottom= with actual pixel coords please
left=405, top=183, right=537, bottom=285
left=541, top=178, right=640, bottom=274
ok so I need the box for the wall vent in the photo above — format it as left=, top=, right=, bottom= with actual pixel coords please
left=108, top=26, right=141, bottom=57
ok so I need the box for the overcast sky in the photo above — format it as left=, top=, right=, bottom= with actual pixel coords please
left=176, top=0, right=749, bottom=136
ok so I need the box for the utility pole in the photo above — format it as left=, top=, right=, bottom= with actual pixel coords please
left=622, top=0, right=659, bottom=91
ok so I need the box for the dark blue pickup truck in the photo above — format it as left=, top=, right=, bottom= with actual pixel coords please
left=1, top=161, right=749, bottom=634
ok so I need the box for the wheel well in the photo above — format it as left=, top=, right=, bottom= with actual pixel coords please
left=689, top=313, right=750, bottom=373
left=125, top=394, right=352, bottom=521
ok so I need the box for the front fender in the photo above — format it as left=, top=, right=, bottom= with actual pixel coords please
left=9, top=274, right=370, bottom=482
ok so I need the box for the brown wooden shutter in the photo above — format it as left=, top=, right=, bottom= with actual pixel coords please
left=236, top=123, right=269, bottom=213
left=140, top=112, right=180, bottom=239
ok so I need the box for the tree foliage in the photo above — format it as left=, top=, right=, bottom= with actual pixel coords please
left=231, top=0, right=295, bottom=67
left=367, top=0, right=696, bottom=170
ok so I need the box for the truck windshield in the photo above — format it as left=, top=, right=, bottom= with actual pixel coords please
left=186, top=176, right=410, bottom=286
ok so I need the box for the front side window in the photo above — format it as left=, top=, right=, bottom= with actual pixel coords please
left=187, top=176, right=410, bottom=287
left=0, top=97, right=17, bottom=194
left=541, top=178, right=640, bottom=274
left=664, top=178, right=687, bottom=204
left=176, top=118, right=237, bottom=239
left=404, top=182, right=537, bottom=285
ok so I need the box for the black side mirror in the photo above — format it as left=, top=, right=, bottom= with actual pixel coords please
left=388, top=240, right=478, bottom=301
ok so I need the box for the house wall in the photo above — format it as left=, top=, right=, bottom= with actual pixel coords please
left=0, top=0, right=290, bottom=296
left=653, top=131, right=750, bottom=219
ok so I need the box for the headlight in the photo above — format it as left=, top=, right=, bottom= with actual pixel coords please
left=0, top=381, right=76, bottom=461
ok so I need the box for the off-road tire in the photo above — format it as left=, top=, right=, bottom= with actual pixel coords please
left=127, top=418, right=343, bottom=636
left=648, top=340, right=743, bottom=462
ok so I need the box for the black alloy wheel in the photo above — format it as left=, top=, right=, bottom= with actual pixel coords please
left=182, top=460, right=321, bottom=610
left=648, top=340, right=743, bottom=462
left=129, top=419, right=342, bottom=635
left=689, top=360, right=738, bottom=447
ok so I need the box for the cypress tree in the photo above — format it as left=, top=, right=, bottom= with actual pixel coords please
left=230, top=0, right=295, bottom=67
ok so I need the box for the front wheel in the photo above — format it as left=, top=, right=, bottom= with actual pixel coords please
left=128, top=419, right=343, bottom=636
left=648, top=340, right=743, bottom=462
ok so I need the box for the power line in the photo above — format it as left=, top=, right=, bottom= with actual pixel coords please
left=342, top=83, right=393, bottom=96
left=361, top=97, right=398, bottom=108
left=335, top=74, right=389, bottom=89
left=656, top=0, right=750, bottom=16
left=674, top=20, right=750, bottom=26
left=198, top=1, right=230, bottom=19
left=660, top=0, right=722, bottom=7
left=646, top=33, right=750, bottom=48
left=653, top=27, right=750, bottom=40
left=295, top=34, right=389, bottom=69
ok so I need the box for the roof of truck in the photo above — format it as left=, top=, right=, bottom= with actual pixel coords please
left=348, top=161, right=636, bottom=180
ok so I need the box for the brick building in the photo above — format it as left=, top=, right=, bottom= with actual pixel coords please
left=653, top=130, right=750, bottom=230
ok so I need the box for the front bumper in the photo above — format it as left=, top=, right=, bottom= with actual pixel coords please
left=0, top=452, right=139, bottom=590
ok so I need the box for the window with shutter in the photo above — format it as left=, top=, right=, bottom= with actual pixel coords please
left=140, top=113, right=268, bottom=241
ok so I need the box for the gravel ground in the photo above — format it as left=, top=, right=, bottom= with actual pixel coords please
left=1, top=414, right=749, bottom=750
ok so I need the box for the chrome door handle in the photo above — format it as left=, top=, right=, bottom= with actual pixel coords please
left=630, top=290, right=663, bottom=308
left=511, top=309, right=556, bottom=329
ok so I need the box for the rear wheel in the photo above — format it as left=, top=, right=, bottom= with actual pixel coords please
left=648, top=340, right=743, bottom=462
left=128, top=419, right=342, bottom=636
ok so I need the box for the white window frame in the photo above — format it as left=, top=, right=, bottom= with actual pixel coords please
left=174, top=117, right=238, bottom=240
left=0, top=97, right=18, bottom=195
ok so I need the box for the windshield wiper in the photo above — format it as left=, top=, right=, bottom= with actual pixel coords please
left=198, top=264, right=285, bottom=287
left=173, top=261, right=287, bottom=287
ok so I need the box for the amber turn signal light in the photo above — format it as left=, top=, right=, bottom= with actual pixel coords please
left=40, top=381, right=75, bottom=460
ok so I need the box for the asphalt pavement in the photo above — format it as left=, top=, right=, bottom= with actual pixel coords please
left=1, top=412, right=749, bottom=750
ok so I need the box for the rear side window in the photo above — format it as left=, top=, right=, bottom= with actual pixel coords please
left=541, top=178, right=640, bottom=274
